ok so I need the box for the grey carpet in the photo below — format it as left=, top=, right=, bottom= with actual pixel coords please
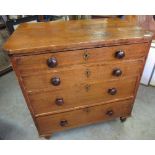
left=0, top=71, right=155, bottom=140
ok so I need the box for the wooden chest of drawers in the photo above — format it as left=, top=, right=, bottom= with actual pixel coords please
left=3, top=19, right=152, bottom=138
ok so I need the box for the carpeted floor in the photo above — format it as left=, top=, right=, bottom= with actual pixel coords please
left=0, top=71, right=155, bottom=140
left=0, top=27, right=10, bottom=73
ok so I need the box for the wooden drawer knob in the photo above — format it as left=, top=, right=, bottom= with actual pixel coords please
left=112, top=68, right=122, bottom=76
left=47, top=57, right=58, bottom=68
left=106, top=110, right=114, bottom=116
left=115, top=50, right=125, bottom=59
left=108, top=88, right=117, bottom=95
left=51, top=77, right=61, bottom=86
left=55, top=98, right=64, bottom=106
left=60, top=120, right=68, bottom=127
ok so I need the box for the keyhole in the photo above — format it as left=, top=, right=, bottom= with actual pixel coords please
left=85, top=84, right=91, bottom=92
left=83, top=51, right=90, bottom=60
left=85, top=69, right=91, bottom=78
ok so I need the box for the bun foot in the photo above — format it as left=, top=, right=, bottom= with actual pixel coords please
left=120, top=117, right=127, bottom=122
left=44, top=135, right=51, bottom=139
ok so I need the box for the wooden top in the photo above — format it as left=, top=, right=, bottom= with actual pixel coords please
left=3, top=19, right=153, bottom=56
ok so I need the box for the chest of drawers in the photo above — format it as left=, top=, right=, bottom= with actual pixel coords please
left=3, top=19, right=152, bottom=138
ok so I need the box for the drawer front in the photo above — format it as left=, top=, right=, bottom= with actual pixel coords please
left=22, top=60, right=142, bottom=92
left=36, top=99, right=133, bottom=135
left=16, top=43, right=148, bottom=75
left=29, top=77, right=137, bottom=116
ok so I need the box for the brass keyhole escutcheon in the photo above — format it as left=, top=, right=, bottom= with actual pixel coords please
left=83, top=50, right=90, bottom=60
left=85, top=84, right=91, bottom=92
left=85, top=69, right=91, bottom=78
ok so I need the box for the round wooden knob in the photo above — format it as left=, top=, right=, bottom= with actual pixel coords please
left=108, top=88, right=117, bottom=95
left=51, top=77, right=61, bottom=86
left=47, top=57, right=58, bottom=68
left=115, top=50, right=125, bottom=59
left=55, top=98, right=64, bottom=106
left=106, top=110, right=114, bottom=116
left=60, top=120, right=68, bottom=127
left=112, top=68, right=122, bottom=76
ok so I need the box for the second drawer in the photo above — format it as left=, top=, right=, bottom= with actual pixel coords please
left=22, top=60, right=143, bottom=92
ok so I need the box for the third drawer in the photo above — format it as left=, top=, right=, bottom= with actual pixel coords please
left=29, top=77, right=138, bottom=116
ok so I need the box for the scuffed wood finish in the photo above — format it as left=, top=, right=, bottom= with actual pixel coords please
left=3, top=19, right=153, bottom=138
left=4, top=19, right=152, bottom=55
left=29, top=77, right=137, bottom=116
left=21, top=60, right=143, bottom=92
left=37, top=99, right=133, bottom=136
left=14, top=43, right=148, bottom=74
left=18, top=59, right=143, bottom=78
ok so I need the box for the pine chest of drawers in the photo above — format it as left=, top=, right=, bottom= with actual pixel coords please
left=3, top=19, right=152, bottom=138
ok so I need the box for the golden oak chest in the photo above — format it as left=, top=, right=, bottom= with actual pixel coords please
left=4, top=19, right=152, bottom=138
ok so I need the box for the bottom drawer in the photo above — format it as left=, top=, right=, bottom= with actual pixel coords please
left=36, top=99, right=133, bottom=136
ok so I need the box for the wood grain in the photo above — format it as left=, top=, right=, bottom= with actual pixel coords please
left=36, top=99, right=133, bottom=136
left=20, top=60, right=143, bottom=92
left=3, top=19, right=153, bottom=138
left=3, top=19, right=152, bottom=55
left=14, top=43, right=149, bottom=75
left=29, top=76, right=137, bottom=116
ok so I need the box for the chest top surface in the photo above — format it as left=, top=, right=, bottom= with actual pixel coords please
left=3, top=19, right=153, bottom=56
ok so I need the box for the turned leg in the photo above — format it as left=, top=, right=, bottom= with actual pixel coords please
left=120, top=117, right=127, bottom=122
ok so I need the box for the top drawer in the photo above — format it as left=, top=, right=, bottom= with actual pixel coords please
left=16, top=43, right=149, bottom=74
